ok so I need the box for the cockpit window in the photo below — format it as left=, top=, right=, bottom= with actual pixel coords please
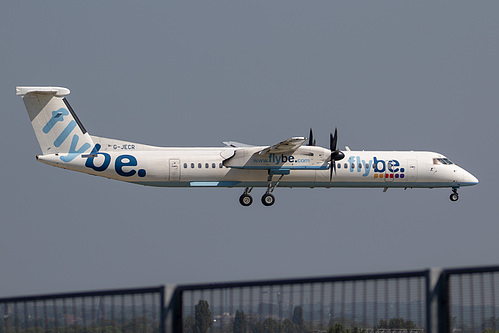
left=433, top=158, right=454, bottom=165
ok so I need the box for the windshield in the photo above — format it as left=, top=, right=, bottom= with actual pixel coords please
left=433, top=157, right=454, bottom=165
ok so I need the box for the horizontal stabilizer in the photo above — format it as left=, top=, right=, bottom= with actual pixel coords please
left=16, top=86, right=70, bottom=97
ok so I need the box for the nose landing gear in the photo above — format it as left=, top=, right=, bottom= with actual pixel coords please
left=450, top=188, right=459, bottom=202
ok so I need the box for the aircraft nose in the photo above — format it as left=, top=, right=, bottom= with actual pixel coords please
left=468, top=173, right=479, bottom=185
left=461, top=169, right=479, bottom=186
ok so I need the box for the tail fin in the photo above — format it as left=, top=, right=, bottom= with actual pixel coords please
left=16, top=86, right=94, bottom=162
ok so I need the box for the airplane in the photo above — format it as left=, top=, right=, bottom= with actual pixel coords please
left=16, top=86, right=479, bottom=207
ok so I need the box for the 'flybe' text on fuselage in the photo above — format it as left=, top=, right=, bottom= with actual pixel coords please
left=344, top=156, right=405, bottom=178
left=84, top=144, right=146, bottom=177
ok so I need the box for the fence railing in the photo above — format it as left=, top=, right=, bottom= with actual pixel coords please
left=442, top=266, right=499, bottom=333
left=1, top=265, right=498, bottom=333
left=168, top=271, right=427, bottom=333
left=0, top=286, right=165, bottom=333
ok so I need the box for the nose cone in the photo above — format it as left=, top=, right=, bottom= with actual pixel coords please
left=468, top=173, right=479, bottom=186
left=461, top=169, right=479, bottom=187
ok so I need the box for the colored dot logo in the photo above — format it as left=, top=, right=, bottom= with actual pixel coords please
left=374, top=168, right=405, bottom=179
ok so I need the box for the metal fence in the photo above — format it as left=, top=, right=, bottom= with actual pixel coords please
left=443, top=266, right=499, bottom=333
left=0, top=286, right=164, bottom=333
left=1, top=266, right=499, bottom=333
left=168, top=271, right=427, bottom=333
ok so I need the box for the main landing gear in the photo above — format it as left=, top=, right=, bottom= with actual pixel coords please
left=450, top=188, right=459, bottom=202
left=239, top=171, right=285, bottom=207
left=239, top=188, right=253, bottom=206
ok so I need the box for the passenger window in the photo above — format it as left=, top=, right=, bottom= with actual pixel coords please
left=198, top=163, right=202, bottom=168
left=337, top=163, right=341, bottom=169
left=219, top=163, right=223, bottom=168
left=212, top=163, right=216, bottom=168
left=183, top=163, right=187, bottom=168
left=205, top=163, right=209, bottom=168
left=344, top=163, right=348, bottom=168
left=358, top=163, right=362, bottom=169
left=191, top=163, right=195, bottom=168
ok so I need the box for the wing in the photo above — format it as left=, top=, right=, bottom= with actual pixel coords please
left=258, top=137, right=307, bottom=155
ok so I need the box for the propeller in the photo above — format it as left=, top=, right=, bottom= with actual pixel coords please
left=308, top=128, right=316, bottom=146
left=329, top=128, right=345, bottom=183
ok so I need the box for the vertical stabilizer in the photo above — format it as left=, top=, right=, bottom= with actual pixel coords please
left=16, top=86, right=94, bottom=162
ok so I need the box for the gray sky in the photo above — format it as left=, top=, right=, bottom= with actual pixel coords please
left=0, top=1, right=497, bottom=297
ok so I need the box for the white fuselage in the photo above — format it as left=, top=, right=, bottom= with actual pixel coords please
left=36, top=136, right=478, bottom=190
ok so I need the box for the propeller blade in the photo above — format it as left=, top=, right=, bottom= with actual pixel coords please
left=329, top=127, right=344, bottom=183
left=330, top=160, right=337, bottom=183
left=331, top=128, right=338, bottom=151
left=329, top=132, right=334, bottom=183
left=308, top=128, right=314, bottom=146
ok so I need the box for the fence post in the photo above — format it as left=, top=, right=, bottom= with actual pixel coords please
left=426, top=268, right=449, bottom=333
left=163, top=285, right=182, bottom=333
left=159, top=285, right=166, bottom=333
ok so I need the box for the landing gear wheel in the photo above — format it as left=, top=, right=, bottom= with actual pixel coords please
left=261, top=193, right=275, bottom=206
left=239, top=193, right=253, bottom=206
left=450, top=193, right=459, bottom=202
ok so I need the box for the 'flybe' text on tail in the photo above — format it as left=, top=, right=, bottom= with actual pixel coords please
left=16, top=86, right=94, bottom=162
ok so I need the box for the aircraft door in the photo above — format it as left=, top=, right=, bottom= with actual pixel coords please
left=169, top=159, right=180, bottom=181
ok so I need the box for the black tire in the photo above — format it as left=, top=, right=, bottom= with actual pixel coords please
left=261, top=193, right=275, bottom=206
left=450, top=193, right=459, bottom=202
left=239, top=194, right=253, bottom=206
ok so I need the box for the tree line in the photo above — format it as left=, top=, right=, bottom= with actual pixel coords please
left=0, top=316, right=158, bottom=333
left=183, top=300, right=421, bottom=333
